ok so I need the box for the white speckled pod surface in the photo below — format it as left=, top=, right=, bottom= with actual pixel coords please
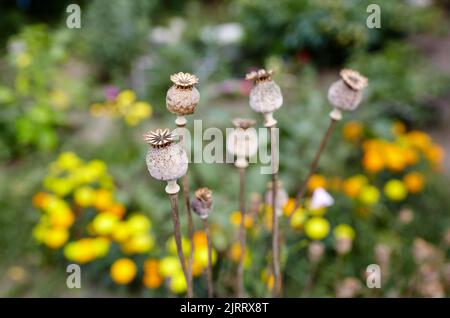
left=327, top=80, right=363, bottom=111
left=249, top=81, right=283, bottom=114
left=166, top=86, right=200, bottom=115
left=146, top=143, right=188, bottom=181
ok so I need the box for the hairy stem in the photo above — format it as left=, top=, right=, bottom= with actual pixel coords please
left=177, top=124, right=194, bottom=296
left=169, top=193, right=193, bottom=298
left=270, top=125, right=281, bottom=297
left=237, top=166, right=246, bottom=297
left=203, top=219, right=214, bottom=298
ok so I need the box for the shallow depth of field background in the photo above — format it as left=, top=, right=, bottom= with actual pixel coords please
left=1, top=0, right=450, bottom=297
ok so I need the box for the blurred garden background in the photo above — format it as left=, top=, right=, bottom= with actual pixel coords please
left=1, top=0, right=450, bottom=297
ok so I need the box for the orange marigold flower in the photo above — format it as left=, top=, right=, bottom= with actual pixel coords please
left=307, top=174, right=327, bottom=192
left=363, top=150, right=385, bottom=173
left=343, top=121, right=363, bottom=142
left=403, top=172, right=425, bottom=194
left=406, top=131, right=431, bottom=151
left=425, top=144, right=444, bottom=167
left=193, top=231, right=208, bottom=248
left=32, top=192, right=51, bottom=209
left=143, top=273, right=163, bottom=289
left=283, top=198, right=296, bottom=217
left=342, top=175, right=368, bottom=198
left=384, top=145, right=406, bottom=172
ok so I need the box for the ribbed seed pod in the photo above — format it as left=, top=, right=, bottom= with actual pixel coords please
left=144, top=129, right=188, bottom=193
left=246, top=69, right=283, bottom=127
left=328, top=69, right=368, bottom=115
left=191, top=187, right=213, bottom=220
left=166, top=72, right=200, bottom=119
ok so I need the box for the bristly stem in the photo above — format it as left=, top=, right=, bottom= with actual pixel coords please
left=177, top=124, right=195, bottom=297
left=237, top=166, right=246, bottom=297
left=203, top=219, right=214, bottom=298
left=269, top=125, right=281, bottom=297
left=291, top=118, right=337, bottom=216
left=169, top=193, right=193, bottom=298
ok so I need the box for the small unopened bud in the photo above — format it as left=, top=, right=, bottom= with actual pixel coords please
left=191, top=187, right=213, bottom=220
left=308, top=241, right=325, bottom=264
left=335, top=237, right=353, bottom=255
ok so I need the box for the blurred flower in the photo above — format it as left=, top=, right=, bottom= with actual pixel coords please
left=91, top=213, right=119, bottom=236
left=110, top=258, right=137, bottom=285
left=159, top=256, right=182, bottom=278
left=43, top=228, right=69, bottom=249
left=343, top=121, right=363, bottom=142
left=358, top=185, right=380, bottom=206
left=201, top=23, right=244, bottom=45
left=308, top=241, right=325, bottom=264
left=49, top=89, right=69, bottom=110
left=304, top=217, right=330, bottom=240
left=363, top=149, right=385, bottom=173
left=104, top=85, right=120, bottom=101
left=170, top=271, right=187, bottom=294
left=342, top=175, right=368, bottom=198
left=391, top=121, right=406, bottom=136
left=336, top=277, right=362, bottom=298
left=143, top=259, right=163, bottom=289
left=15, top=52, right=32, bottom=68
left=403, top=172, right=424, bottom=194
left=310, top=187, right=334, bottom=210
left=229, top=242, right=251, bottom=267
left=74, top=186, right=96, bottom=207
left=6, top=266, right=28, bottom=283
left=230, top=211, right=254, bottom=229
left=283, top=198, right=296, bottom=217
left=290, top=207, right=307, bottom=230
left=307, top=174, right=327, bottom=192
left=384, top=180, right=408, bottom=201
left=398, top=208, right=414, bottom=225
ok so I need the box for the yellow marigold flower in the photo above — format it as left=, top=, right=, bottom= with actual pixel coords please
left=290, top=208, right=307, bottom=230
left=192, top=259, right=204, bottom=277
left=111, top=222, right=131, bottom=242
left=91, top=213, right=119, bottom=235
left=307, top=174, right=327, bottom=192
left=170, top=271, right=187, bottom=294
left=391, top=121, right=406, bottom=136
left=362, top=139, right=382, bottom=152
left=343, top=121, right=363, bottom=142
left=93, top=189, right=114, bottom=211
left=159, top=256, right=181, bottom=278
left=110, top=258, right=137, bottom=285
left=32, top=224, right=48, bottom=242
left=47, top=178, right=74, bottom=197
left=384, top=180, right=408, bottom=201
left=406, top=130, right=431, bottom=151
left=127, top=214, right=152, bottom=234
left=230, top=211, right=254, bottom=229
left=167, top=236, right=191, bottom=256
left=194, top=246, right=217, bottom=268
left=403, top=172, right=425, bottom=194
left=92, top=237, right=110, bottom=257
left=333, top=224, right=356, bottom=240
left=124, top=233, right=155, bottom=254
left=64, top=239, right=96, bottom=263
left=16, top=52, right=32, bottom=68
left=74, top=186, right=96, bottom=207
left=304, top=217, right=330, bottom=240
left=358, top=185, right=380, bottom=206
left=229, top=242, right=251, bottom=267
left=44, top=228, right=69, bottom=249
left=342, top=175, right=368, bottom=198
left=384, top=144, right=406, bottom=172
left=49, top=208, right=75, bottom=228
left=57, top=152, right=81, bottom=170
left=283, top=198, right=296, bottom=217
left=363, top=150, right=384, bottom=173
left=116, top=90, right=136, bottom=106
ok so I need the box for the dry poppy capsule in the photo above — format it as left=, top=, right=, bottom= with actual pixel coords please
left=144, top=129, right=188, bottom=194
left=191, top=187, right=213, bottom=220
left=264, top=180, right=288, bottom=216
left=328, top=69, right=368, bottom=120
left=166, top=72, right=200, bottom=126
left=226, top=118, right=258, bottom=168
left=246, top=69, right=283, bottom=127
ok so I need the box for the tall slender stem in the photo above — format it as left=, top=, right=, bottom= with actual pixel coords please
left=169, top=193, right=193, bottom=298
left=291, top=118, right=337, bottom=216
left=203, top=219, right=214, bottom=298
left=177, top=124, right=194, bottom=296
left=269, top=125, right=281, bottom=297
left=237, top=166, right=246, bottom=297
